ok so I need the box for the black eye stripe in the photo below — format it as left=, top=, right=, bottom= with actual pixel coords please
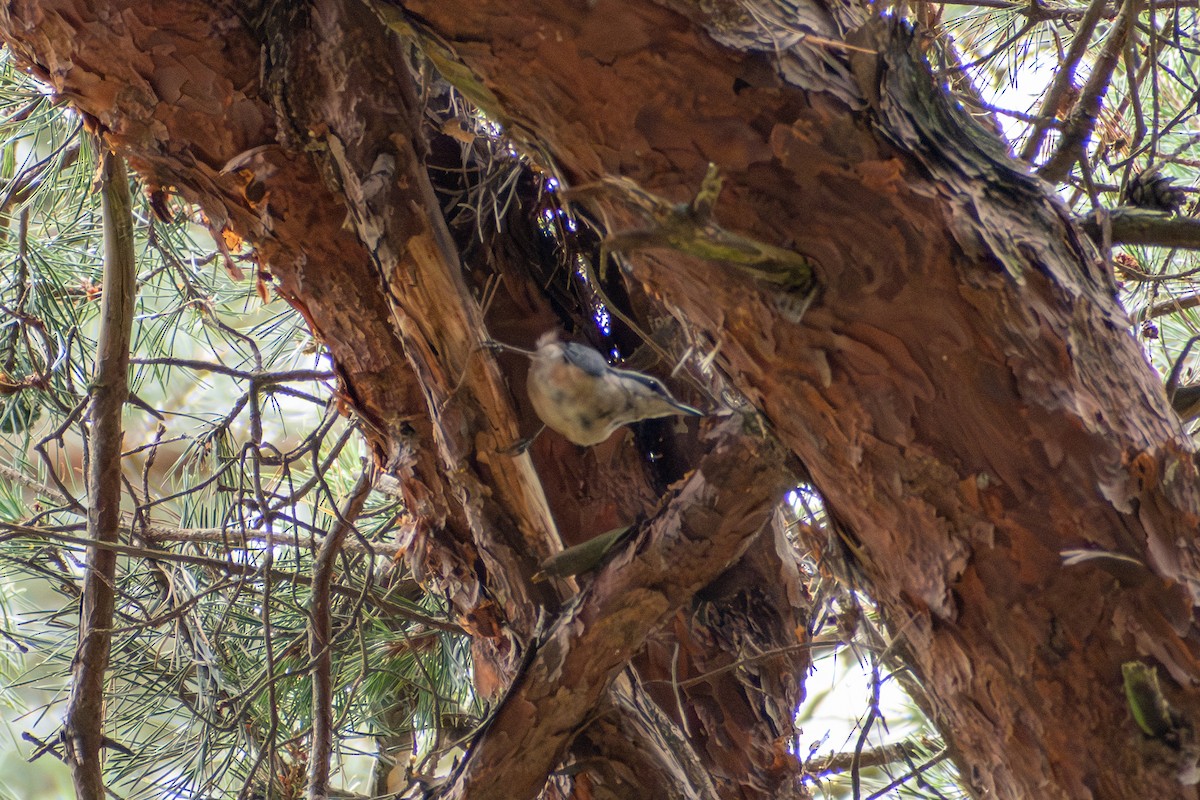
left=615, top=369, right=667, bottom=394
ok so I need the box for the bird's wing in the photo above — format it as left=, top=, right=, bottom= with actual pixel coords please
left=560, top=341, right=611, bottom=377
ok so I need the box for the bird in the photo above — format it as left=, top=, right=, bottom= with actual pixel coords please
left=491, top=331, right=703, bottom=446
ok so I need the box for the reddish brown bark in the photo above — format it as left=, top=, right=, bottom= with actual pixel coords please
left=443, top=419, right=793, bottom=799
left=0, top=1, right=812, bottom=798
left=0, top=0, right=528, bottom=684
left=6, top=0, right=1200, bottom=799
left=382, top=3, right=1200, bottom=797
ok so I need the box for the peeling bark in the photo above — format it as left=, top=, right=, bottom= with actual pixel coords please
left=0, top=2, right=813, bottom=797
left=264, top=0, right=560, bottom=687
left=6, top=0, right=1198, bottom=799
left=373, top=1, right=1200, bottom=797
left=442, top=420, right=793, bottom=800
left=0, top=0, right=530, bottom=685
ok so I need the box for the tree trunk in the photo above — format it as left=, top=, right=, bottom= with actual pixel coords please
left=5, top=1, right=1200, bottom=799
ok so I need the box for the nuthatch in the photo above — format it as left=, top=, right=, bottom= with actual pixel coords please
left=516, top=331, right=703, bottom=446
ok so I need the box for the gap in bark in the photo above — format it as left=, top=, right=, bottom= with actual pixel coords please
left=781, top=483, right=963, bottom=797
left=412, top=73, right=838, bottom=798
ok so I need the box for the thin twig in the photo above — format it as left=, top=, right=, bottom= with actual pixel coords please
left=308, top=466, right=373, bottom=800
left=1141, top=292, right=1200, bottom=320
left=945, top=18, right=1038, bottom=76
left=1039, top=0, right=1142, bottom=181
left=33, top=394, right=89, bottom=515
left=850, top=653, right=884, bottom=800
left=143, top=524, right=402, bottom=556
left=669, top=641, right=693, bottom=738
left=129, top=356, right=332, bottom=384
left=865, top=748, right=951, bottom=799
left=0, top=520, right=457, bottom=631
left=643, top=637, right=842, bottom=688
left=1019, top=0, right=1110, bottom=163
left=0, top=463, right=69, bottom=505
left=64, top=147, right=136, bottom=800
left=806, top=738, right=941, bottom=775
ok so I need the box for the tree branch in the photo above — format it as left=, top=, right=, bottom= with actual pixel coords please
left=272, top=0, right=562, bottom=660
left=602, top=672, right=723, bottom=800
left=143, top=523, right=402, bottom=556
left=64, top=148, right=136, bottom=800
left=129, top=356, right=333, bottom=385
left=1079, top=207, right=1200, bottom=249
left=441, top=420, right=794, bottom=800
left=805, top=739, right=943, bottom=775
left=309, top=467, right=373, bottom=800
left=1141, top=292, right=1200, bottom=320
left=1038, top=0, right=1142, bottom=181
left=1019, top=0, right=1109, bottom=163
